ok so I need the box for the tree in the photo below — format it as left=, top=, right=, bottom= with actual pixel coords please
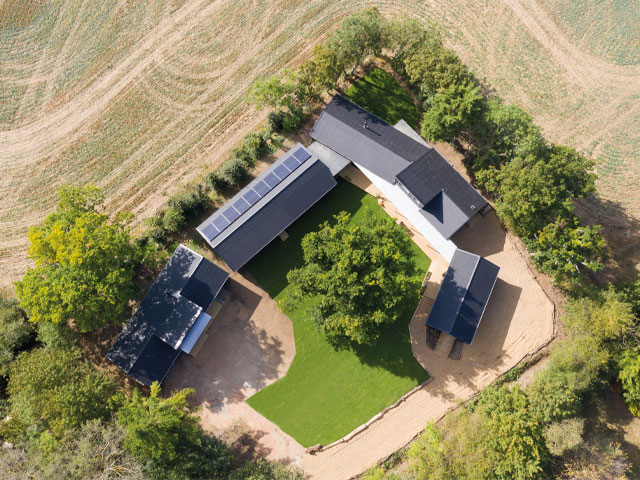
left=420, top=80, right=483, bottom=143
left=617, top=345, right=640, bottom=416
left=117, top=382, right=230, bottom=479
left=334, top=7, right=386, bottom=77
left=407, top=412, right=492, bottom=480
left=402, top=41, right=472, bottom=107
left=527, top=335, right=608, bottom=424
left=286, top=211, right=418, bottom=345
left=0, top=295, right=34, bottom=379
left=562, top=290, right=636, bottom=346
left=2, top=348, right=115, bottom=440
left=528, top=217, right=605, bottom=284
left=480, top=148, right=596, bottom=238
left=15, top=184, right=143, bottom=332
left=246, top=72, right=299, bottom=111
left=471, top=99, right=547, bottom=172
left=300, top=42, right=342, bottom=92
left=476, top=386, right=549, bottom=480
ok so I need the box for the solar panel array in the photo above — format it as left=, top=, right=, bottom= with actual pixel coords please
left=201, top=147, right=312, bottom=243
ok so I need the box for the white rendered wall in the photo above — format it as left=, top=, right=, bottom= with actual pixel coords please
left=357, top=164, right=458, bottom=262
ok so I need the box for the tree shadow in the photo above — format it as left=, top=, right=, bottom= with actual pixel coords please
left=582, top=387, right=640, bottom=476
left=574, top=195, right=640, bottom=283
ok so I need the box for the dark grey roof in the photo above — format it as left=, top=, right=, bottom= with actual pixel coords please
left=198, top=144, right=319, bottom=250
left=426, top=249, right=499, bottom=344
left=310, top=94, right=428, bottom=182
left=106, top=245, right=229, bottom=385
left=311, top=95, right=488, bottom=239
left=213, top=160, right=337, bottom=271
left=396, top=149, right=487, bottom=217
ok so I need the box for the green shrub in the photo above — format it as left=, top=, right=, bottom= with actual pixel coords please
left=241, top=130, right=272, bottom=162
left=281, top=107, right=304, bottom=133
left=268, top=110, right=285, bottom=132
left=544, top=418, right=584, bottom=456
left=2, top=348, right=116, bottom=441
left=528, top=335, right=608, bottom=424
left=229, top=459, right=303, bottom=480
left=161, top=207, right=185, bottom=234
left=206, top=172, right=229, bottom=192
left=219, top=157, right=249, bottom=186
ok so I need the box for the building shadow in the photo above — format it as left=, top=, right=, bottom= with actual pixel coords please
left=451, top=211, right=507, bottom=258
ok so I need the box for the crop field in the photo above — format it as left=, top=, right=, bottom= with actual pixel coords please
left=1, top=0, right=639, bottom=288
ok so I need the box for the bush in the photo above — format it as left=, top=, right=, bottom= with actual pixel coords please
left=206, top=171, right=229, bottom=192
left=241, top=130, right=272, bottom=162
left=161, top=207, right=186, bottom=234
left=544, top=418, right=584, bottom=456
left=36, top=321, right=77, bottom=350
left=267, top=110, right=285, bottom=132
left=281, top=107, right=304, bottom=133
left=557, top=441, right=630, bottom=480
left=167, top=186, right=208, bottom=218
left=229, top=459, right=303, bottom=480
left=219, top=157, right=249, bottom=186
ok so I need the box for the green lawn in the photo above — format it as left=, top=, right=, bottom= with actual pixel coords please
left=343, top=66, right=421, bottom=129
left=245, top=180, right=430, bottom=447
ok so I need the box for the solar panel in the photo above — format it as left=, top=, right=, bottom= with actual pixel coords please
left=243, top=189, right=260, bottom=206
left=253, top=181, right=270, bottom=197
left=222, top=207, right=240, bottom=223
left=283, top=155, right=301, bottom=171
left=212, top=215, right=230, bottom=232
left=263, top=172, right=280, bottom=188
left=292, top=147, right=311, bottom=162
left=233, top=198, right=251, bottom=215
left=202, top=223, right=219, bottom=241
left=273, top=164, right=291, bottom=180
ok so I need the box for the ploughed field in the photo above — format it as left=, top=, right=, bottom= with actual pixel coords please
left=1, top=0, right=639, bottom=288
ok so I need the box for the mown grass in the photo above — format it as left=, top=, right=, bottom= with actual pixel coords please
left=342, top=66, right=421, bottom=129
left=245, top=180, right=430, bottom=447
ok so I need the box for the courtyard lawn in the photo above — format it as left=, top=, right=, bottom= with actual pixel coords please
left=343, top=66, right=421, bottom=129
left=245, top=180, right=430, bottom=447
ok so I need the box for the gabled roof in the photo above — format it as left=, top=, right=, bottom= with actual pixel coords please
left=396, top=149, right=487, bottom=217
left=426, top=249, right=499, bottom=344
left=310, top=94, right=488, bottom=240
left=106, top=245, right=228, bottom=385
left=197, top=144, right=337, bottom=271
left=310, top=94, right=428, bottom=182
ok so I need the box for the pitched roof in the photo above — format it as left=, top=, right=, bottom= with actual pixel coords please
left=197, top=144, right=337, bottom=271
left=106, top=245, right=228, bottom=385
left=311, top=94, right=488, bottom=239
left=310, top=94, right=428, bottom=182
left=396, top=149, right=487, bottom=217
left=426, top=249, right=499, bottom=344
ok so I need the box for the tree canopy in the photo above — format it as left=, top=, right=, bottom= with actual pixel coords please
left=15, top=184, right=143, bottom=332
left=116, top=382, right=230, bottom=479
left=286, top=211, right=418, bottom=345
left=2, top=347, right=115, bottom=440
left=0, top=295, right=34, bottom=379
